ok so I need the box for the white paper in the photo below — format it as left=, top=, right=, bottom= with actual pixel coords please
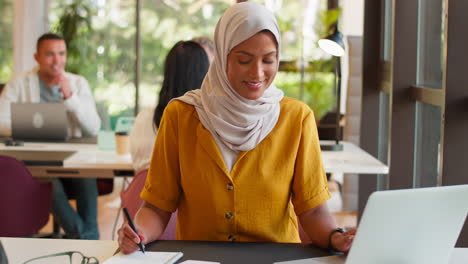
left=274, top=255, right=346, bottom=264
left=103, top=251, right=183, bottom=264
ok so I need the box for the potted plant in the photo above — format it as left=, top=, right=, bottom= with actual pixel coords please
left=52, top=1, right=93, bottom=75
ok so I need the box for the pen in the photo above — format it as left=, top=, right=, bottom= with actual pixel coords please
left=123, top=207, right=145, bottom=254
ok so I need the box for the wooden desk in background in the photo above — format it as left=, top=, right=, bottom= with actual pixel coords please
left=320, top=141, right=388, bottom=175
left=0, top=140, right=387, bottom=179
left=0, top=140, right=134, bottom=178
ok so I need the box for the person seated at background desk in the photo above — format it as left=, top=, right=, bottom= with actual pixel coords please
left=126, top=40, right=210, bottom=216
left=118, top=2, right=355, bottom=254
left=0, top=33, right=101, bottom=239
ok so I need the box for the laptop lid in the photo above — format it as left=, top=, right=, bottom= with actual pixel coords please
left=11, top=103, right=69, bottom=141
left=346, top=185, right=468, bottom=264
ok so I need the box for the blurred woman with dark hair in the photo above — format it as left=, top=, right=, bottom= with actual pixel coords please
left=192, top=36, right=215, bottom=63
left=152, top=41, right=210, bottom=129
left=123, top=41, right=209, bottom=218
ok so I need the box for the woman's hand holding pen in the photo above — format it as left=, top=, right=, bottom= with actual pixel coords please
left=118, top=222, right=146, bottom=254
left=117, top=204, right=171, bottom=254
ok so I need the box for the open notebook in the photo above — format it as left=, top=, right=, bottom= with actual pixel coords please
left=103, top=251, right=183, bottom=264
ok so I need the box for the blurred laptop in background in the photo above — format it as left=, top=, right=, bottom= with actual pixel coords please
left=11, top=102, right=70, bottom=141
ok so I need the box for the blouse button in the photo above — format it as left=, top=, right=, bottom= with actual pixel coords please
left=225, top=212, right=234, bottom=219
left=226, top=183, right=234, bottom=191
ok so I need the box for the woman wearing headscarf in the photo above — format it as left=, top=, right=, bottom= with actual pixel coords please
left=118, top=1, right=355, bottom=254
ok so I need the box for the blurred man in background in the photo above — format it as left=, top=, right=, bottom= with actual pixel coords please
left=0, top=33, right=101, bottom=239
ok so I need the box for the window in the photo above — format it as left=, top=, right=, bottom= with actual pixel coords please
left=0, top=0, right=13, bottom=83
left=413, top=102, right=442, bottom=187
left=48, top=0, right=337, bottom=126
left=417, top=0, right=444, bottom=88
left=48, top=0, right=229, bottom=126
left=413, top=0, right=444, bottom=187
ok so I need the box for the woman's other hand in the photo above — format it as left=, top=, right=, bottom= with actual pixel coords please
left=330, top=228, right=356, bottom=253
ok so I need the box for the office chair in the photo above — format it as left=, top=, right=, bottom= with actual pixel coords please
left=0, top=155, right=52, bottom=237
left=120, top=169, right=147, bottom=218
left=119, top=168, right=177, bottom=240
left=59, top=178, right=114, bottom=198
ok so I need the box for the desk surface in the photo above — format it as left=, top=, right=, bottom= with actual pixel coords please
left=320, top=141, right=388, bottom=174
left=2, top=237, right=466, bottom=264
left=0, top=140, right=387, bottom=177
left=146, top=240, right=332, bottom=264
left=0, top=141, right=132, bottom=169
left=0, top=237, right=117, bottom=263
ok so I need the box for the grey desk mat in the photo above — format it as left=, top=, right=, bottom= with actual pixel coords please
left=146, top=240, right=333, bottom=264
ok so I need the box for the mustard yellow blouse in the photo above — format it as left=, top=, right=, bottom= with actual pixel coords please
left=141, top=97, right=330, bottom=242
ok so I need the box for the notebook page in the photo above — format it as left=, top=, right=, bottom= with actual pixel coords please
left=103, top=251, right=183, bottom=264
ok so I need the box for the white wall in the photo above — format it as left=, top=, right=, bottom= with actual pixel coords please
left=341, top=0, right=364, bottom=36
left=339, top=0, right=364, bottom=212
left=13, top=0, right=48, bottom=77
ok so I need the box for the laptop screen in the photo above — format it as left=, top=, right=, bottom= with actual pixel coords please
left=11, top=103, right=70, bottom=142
left=346, top=185, right=468, bottom=264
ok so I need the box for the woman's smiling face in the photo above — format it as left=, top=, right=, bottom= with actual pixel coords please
left=226, top=31, right=278, bottom=100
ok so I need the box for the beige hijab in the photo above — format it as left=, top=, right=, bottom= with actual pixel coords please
left=176, top=2, right=284, bottom=171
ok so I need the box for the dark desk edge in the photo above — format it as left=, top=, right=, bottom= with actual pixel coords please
left=0, top=136, right=97, bottom=145
left=146, top=240, right=335, bottom=264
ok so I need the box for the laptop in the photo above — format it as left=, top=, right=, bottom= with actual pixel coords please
left=11, top=103, right=70, bottom=141
left=275, top=185, right=468, bottom=264
left=345, top=185, right=468, bottom=264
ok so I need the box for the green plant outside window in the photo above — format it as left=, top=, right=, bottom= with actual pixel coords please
left=49, top=1, right=340, bottom=124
